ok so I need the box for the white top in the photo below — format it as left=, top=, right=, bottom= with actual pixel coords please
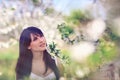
left=30, top=57, right=57, bottom=80
left=30, top=72, right=56, bottom=80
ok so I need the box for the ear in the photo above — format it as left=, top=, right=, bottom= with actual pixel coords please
left=28, top=46, right=31, bottom=50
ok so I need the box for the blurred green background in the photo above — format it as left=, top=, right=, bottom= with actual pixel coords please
left=0, top=0, right=120, bottom=80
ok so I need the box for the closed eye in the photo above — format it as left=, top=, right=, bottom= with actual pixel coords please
left=33, top=37, right=38, bottom=41
left=32, top=33, right=43, bottom=41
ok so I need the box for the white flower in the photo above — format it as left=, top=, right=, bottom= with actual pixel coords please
left=70, top=41, right=95, bottom=62
left=86, top=18, right=106, bottom=41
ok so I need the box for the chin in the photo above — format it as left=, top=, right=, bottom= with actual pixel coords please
left=40, top=48, right=46, bottom=51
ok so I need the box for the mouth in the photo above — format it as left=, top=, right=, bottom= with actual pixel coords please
left=39, top=43, right=46, bottom=47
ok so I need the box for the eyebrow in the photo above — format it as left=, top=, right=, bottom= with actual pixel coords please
left=31, top=33, right=43, bottom=41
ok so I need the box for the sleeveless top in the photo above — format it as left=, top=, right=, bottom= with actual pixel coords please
left=30, top=72, right=56, bottom=80
left=29, top=57, right=57, bottom=80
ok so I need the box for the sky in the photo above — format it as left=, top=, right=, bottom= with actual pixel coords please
left=0, top=0, right=106, bottom=19
left=0, top=0, right=94, bottom=15
left=52, top=0, right=93, bottom=14
left=52, top=0, right=106, bottom=19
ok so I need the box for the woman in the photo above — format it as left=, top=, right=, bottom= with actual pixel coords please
left=16, top=26, right=62, bottom=80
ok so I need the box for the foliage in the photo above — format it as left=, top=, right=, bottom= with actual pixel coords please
left=48, top=42, right=70, bottom=64
left=48, top=42, right=59, bottom=56
left=32, top=0, right=39, bottom=3
left=105, top=27, right=120, bottom=41
left=64, top=10, right=89, bottom=26
left=57, top=23, right=74, bottom=38
left=0, top=44, right=18, bottom=80
left=0, top=5, right=119, bottom=80
left=87, top=38, right=117, bottom=71
left=32, top=0, right=42, bottom=6
left=57, top=10, right=119, bottom=79
left=48, top=42, right=91, bottom=79
left=0, top=45, right=18, bottom=60
left=57, top=23, right=78, bottom=44
left=0, top=60, right=16, bottom=80
left=44, top=8, right=55, bottom=15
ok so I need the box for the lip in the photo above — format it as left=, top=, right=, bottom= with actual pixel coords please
left=39, top=43, right=46, bottom=47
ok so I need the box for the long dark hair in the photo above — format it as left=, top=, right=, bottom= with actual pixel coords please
left=15, top=26, right=60, bottom=80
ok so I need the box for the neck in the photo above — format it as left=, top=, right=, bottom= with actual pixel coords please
left=32, top=51, right=44, bottom=61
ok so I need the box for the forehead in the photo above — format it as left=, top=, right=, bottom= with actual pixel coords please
left=30, top=33, right=43, bottom=40
left=30, top=32, right=43, bottom=37
left=30, top=33, right=39, bottom=37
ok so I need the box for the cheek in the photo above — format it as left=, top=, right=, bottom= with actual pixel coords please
left=42, top=37, right=46, bottom=42
left=42, top=38, right=47, bottom=44
left=29, top=42, right=38, bottom=49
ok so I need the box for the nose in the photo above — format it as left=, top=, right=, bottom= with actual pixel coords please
left=38, top=36, right=44, bottom=42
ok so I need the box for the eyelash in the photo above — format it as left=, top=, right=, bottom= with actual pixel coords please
left=32, top=33, right=43, bottom=41
left=33, top=37, right=38, bottom=41
left=33, top=35, right=43, bottom=41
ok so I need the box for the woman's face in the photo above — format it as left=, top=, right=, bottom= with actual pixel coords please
left=28, top=33, right=46, bottom=52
